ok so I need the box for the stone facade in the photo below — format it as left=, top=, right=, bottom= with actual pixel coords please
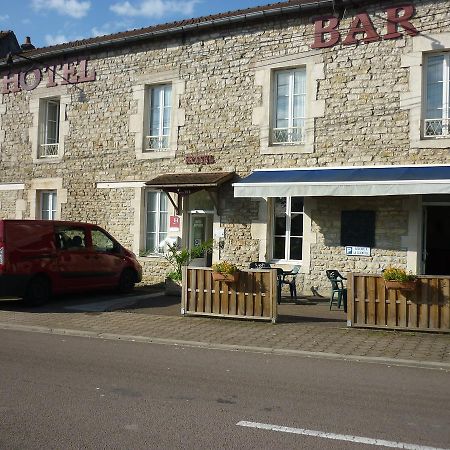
left=1, top=0, right=449, bottom=294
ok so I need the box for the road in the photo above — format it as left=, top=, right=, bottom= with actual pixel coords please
left=0, top=329, right=449, bottom=449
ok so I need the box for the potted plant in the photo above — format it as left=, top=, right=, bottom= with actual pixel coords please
left=164, top=240, right=213, bottom=295
left=383, top=266, right=418, bottom=291
left=211, top=261, right=240, bottom=283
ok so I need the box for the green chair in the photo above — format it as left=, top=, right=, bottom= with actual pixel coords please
left=326, top=270, right=347, bottom=312
left=280, top=265, right=300, bottom=301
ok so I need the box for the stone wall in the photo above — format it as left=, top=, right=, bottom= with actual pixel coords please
left=0, top=0, right=448, bottom=289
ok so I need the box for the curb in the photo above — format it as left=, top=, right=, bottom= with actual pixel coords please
left=1, top=322, right=449, bottom=371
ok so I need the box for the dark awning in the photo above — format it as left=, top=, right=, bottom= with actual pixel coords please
left=233, top=165, right=450, bottom=197
left=146, top=172, right=235, bottom=194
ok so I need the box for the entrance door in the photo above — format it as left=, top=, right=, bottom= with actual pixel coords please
left=189, top=213, right=213, bottom=267
left=424, top=206, right=450, bottom=275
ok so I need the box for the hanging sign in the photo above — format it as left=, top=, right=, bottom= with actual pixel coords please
left=169, top=215, right=181, bottom=231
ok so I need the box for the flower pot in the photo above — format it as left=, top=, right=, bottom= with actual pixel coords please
left=212, top=271, right=240, bottom=283
left=384, top=280, right=417, bottom=291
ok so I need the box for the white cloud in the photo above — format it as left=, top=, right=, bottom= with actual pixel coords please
left=110, top=0, right=199, bottom=19
left=0, top=14, right=10, bottom=22
left=44, top=33, right=70, bottom=45
left=91, top=21, right=130, bottom=37
left=32, top=0, right=91, bottom=19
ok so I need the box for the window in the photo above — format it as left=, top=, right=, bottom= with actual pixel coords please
left=272, top=69, right=306, bottom=145
left=39, top=98, right=60, bottom=157
left=145, top=191, right=169, bottom=253
left=92, top=229, right=116, bottom=252
left=272, top=197, right=303, bottom=261
left=39, top=191, right=57, bottom=220
left=424, top=53, right=450, bottom=137
left=55, top=227, right=86, bottom=250
left=146, top=84, right=172, bottom=151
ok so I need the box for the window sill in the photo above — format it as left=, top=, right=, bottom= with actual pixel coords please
left=33, top=156, right=63, bottom=164
left=261, top=144, right=313, bottom=155
left=138, top=253, right=165, bottom=259
left=410, top=137, right=450, bottom=149
left=136, top=149, right=176, bottom=160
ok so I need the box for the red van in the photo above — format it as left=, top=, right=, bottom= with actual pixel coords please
left=0, top=220, right=142, bottom=305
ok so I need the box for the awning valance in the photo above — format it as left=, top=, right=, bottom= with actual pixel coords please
left=233, top=165, right=450, bottom=198
left=146, top=172, right=235, bottom=214
left=146, top=172, right=235, bottom=194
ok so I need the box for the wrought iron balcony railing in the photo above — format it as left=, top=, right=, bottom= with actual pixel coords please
left=39, top=143, right=59, bottom=158
left=272, top=126, right=305, bottom=145
left=424, top=119, right=450, bottom=137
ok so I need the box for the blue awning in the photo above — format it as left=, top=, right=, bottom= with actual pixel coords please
left=233, top=165, right=450, bottom=197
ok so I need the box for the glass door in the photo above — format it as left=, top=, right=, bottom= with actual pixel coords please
left=189, top=213, right=213, bottom=267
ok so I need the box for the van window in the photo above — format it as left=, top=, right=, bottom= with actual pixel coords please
left=55, top=227, right=87, bottom=250
left=92, top=229, right=116, bottom=252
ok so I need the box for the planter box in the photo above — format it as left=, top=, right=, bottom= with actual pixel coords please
left=384, top=279, right=417, bottom=291
left=211, top=271, right=240, bottom=283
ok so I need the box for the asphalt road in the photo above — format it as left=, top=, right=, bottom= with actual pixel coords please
left=0, top=329, right=449, bottom=450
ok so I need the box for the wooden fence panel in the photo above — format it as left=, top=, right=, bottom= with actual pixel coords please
left=182, top=268, right=277, bottom=322
left=348, top=273, right=450, bottom=332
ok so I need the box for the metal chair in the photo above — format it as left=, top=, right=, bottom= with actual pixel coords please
left=326, top=270, right=347, bottom=312
left=280, top=265, right=300, bottom=301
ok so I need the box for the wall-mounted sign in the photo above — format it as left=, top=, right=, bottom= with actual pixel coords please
left=2, top=59, right=96, bottom=94
left=169, top=215, right=181, bottom=231
left=345, top=246, right=371, bottom=257
left=185, top=154, right=215, bottom=165
left=311, top=5, right=418, bottom=49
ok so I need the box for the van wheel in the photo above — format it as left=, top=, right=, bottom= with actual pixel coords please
left=118, top=269, right=136, bottom=294
left=24, top=276, right=51, bottom=306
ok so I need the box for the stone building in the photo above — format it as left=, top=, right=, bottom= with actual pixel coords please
left=1, top=0, right=450, bottom=294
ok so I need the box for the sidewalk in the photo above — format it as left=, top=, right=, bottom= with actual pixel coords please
left=0, top=291, right=449, bottom=369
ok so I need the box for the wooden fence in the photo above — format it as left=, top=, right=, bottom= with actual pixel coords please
left=347, top=273, right=450, bottom=332
left=181, top=267, right=278, bottom=322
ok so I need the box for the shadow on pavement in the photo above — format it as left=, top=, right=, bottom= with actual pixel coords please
left=0, top=288, right=347, bottom=327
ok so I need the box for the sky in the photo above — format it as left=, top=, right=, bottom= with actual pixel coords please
left=1, top=0, right=273, bottom=49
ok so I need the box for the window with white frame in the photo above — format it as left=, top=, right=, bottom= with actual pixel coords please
left=39, top=98, right=60, bottom=158
left=272, top=68, right=306, bottom=145
left=39, top=190, right=57, bottom=220
left=272, top=197, right=303, bottom=261
left=145, top=84, right=172, bottom=151
left=145, top=191, right=169, bottom=253
left=424, top=53, right=450, bottom=137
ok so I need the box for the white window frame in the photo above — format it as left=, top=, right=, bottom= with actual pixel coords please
left=39, top=98, right=60, bottom=158
left=423, top=52, right=450, bottom=138
left=271, top=196, right=304, bottom=263
left=272, top=68, right=306, bottom=146
left=253, top=53, right=325, bottom=155
left=144, top=190, right=169, bottom=255
left=130, top=71, right=185, bottom=160
left=400, top=31, right=450, bottom=149
left=39, top=190, right=57, bottom=220
left=146, top=84, right=172, bottom=151
left=30, top=86, right=69, bottom=163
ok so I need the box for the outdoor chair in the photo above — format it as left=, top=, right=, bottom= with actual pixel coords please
left=249, top=261, right=271, bottom=269
left=326, top=270, right=347, bottom=312
left=280, top=265, right=300, bottom=301
left=249, top=262, right=283, bottom=304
